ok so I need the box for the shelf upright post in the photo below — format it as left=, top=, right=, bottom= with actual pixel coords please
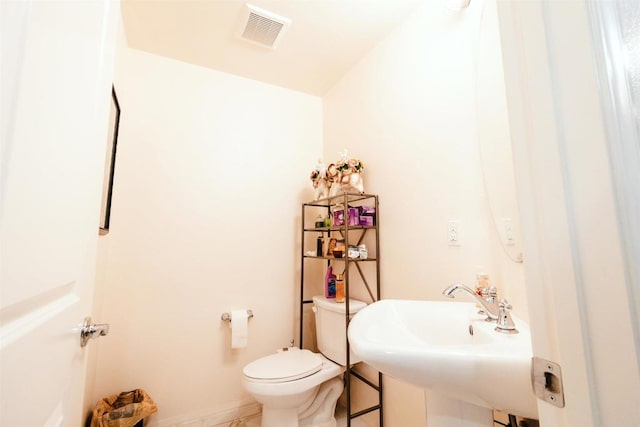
left=343, top=192, right=352, bottom=427
left=300, top=202, right=306, bottom=348
left=375, top=194, right=383, bottom=426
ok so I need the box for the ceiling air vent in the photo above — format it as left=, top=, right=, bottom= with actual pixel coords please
left=239, top=4, right=291, bottom=49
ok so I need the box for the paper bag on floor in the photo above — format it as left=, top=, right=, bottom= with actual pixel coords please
left=91, top=388, right=158, bottom=427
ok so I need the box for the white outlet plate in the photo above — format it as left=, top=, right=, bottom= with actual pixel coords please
left=448, top=220, right=460, bottom=246
left=502, top=218, right=515, bottom=246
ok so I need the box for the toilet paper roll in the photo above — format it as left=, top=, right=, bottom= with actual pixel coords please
left=230, top=310, right=248, bottom=349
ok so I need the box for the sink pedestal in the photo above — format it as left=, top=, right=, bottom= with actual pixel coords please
left=425, top=391, right=494, bottom=427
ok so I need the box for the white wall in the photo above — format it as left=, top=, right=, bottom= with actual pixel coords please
left=323, top=0, right=526, bottom=424
left=87, top=1, right=529, bottom=425
left=89, top=37, right=323, bottom=423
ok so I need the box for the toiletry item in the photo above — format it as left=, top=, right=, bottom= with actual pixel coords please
left=475, top=273, right=490, bottom=293
left=348, top=246, right=359, bottom=259
left=327, top=238, right=337, bottom=256
left=358, top=244, right=368, bottom=259
left=230, top=309, right=249, bottom=349
left=333, top=239, right=345, bottom=258
left=347, top=207, right=360, bottom=226
left=323, top=216, right=331, bottom=227
left=359, top=206, right=376, bottom=227
left=325, top=266, right=336, bottom=298
left=474, top=272, right=496, bottom=314
left=333, top=247, right=345, bottom=258
left=315, top=215, right=325, bottom=228
left=333, top=210, right=345, bottom=226
left=335, top=273, right=345, bottom=303
left=316, top=234, right=324, bottom=257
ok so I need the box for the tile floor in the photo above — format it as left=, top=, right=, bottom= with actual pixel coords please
left=238, top=405, right=367, bottom=427
left=240, top=409, right=535, bottom=427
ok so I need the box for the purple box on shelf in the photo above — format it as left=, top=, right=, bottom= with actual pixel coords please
left=347, top=207, right=360, bottom=226
left=333, top=210, right=345, bottom=226
left=359, top=206, right=376, bottom=227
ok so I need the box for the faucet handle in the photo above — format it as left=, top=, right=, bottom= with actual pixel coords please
left=498, top=298, right=511, bottom=310
left=495, top=299, right=518, bottom=334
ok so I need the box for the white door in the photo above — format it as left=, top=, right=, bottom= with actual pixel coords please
left=498, top=0, right=640, bottom=425
left=0, top=1, right=119, bottom=425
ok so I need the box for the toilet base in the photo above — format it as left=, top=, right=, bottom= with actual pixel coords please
left=258, top=377, right=343, bottom=427
left=299, top=378, right=342, bottom=427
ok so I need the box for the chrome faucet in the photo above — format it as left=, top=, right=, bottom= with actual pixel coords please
left=495, top=299, right=518, bottom=333
left=442, top=284, right=518, bottom=334
left=442, top=283, right=499, bottom=320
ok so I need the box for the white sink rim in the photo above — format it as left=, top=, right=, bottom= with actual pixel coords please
left=347, top=299, right=537, bottom=419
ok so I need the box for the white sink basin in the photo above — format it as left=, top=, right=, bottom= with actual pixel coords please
left=348, top=299, right=537, bottom=419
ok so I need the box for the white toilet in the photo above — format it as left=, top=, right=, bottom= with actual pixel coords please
left=242, top=296, right=367, bottom=427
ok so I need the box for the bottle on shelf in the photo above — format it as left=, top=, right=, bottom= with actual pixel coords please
left=335, top=273, right=345, bottom=303
left=325, top=266, right=336, bottom=298
left=474, top=272, right=497, bottom=315
left=316, top=233, right=324, bottom=256
left=475, top=272, right=490, bottom=293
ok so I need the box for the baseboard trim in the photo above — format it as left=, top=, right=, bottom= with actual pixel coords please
left=150, top=401, right=261, bottom=427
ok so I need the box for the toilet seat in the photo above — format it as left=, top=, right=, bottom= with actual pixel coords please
left=243, top=348, right=323, bottom=383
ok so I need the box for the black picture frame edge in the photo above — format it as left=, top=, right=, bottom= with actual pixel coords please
left=99, top=84, right=120, bottom=235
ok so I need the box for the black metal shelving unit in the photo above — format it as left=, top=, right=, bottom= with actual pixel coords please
left=299, top=192, right=383, bottom=427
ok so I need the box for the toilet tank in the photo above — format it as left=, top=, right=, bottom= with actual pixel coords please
left=312, top=296, right=367, bottom=366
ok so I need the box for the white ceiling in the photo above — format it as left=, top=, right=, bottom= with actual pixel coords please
left=120, top=0, right=424, bottom=96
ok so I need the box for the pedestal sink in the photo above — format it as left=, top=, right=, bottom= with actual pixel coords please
left=347, top=300, right=537, bottom=425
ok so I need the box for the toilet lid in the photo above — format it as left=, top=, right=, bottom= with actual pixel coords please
left=243, top=348, right=323, bottom=383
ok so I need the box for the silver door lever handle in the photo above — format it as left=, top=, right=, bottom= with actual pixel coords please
left=80, top=317, right=110, bottom=347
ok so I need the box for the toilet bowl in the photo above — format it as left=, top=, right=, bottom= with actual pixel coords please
left=243, top=348, right=344, bottom=427
left=242, top=296, right=367, bottom=427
